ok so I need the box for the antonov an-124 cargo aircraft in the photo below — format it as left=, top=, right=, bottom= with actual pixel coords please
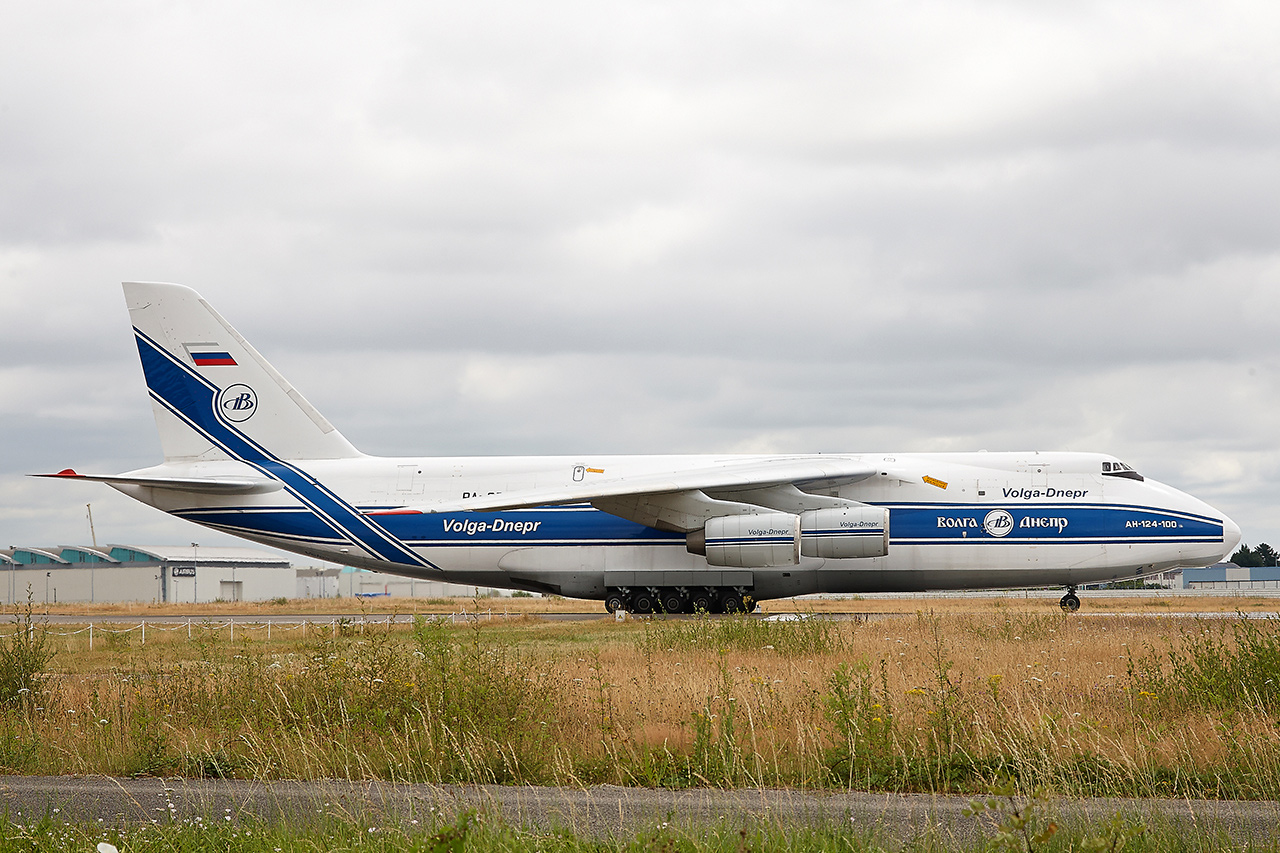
left=40, top=283, right=1241, bottom=613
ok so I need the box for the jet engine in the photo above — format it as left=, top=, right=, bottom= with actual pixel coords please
left=687, top=512, right=800, bottom=568
left=800, top=506, right=889, bottom=558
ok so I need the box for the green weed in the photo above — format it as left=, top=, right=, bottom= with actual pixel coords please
left=824, top=658, right=900, bottom=788
left=0, top=594, right=54, bottom=712
left=1129, top=616, right=1280, bottom=713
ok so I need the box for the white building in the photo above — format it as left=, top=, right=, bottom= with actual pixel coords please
left=1182, top=562, right=1280, bottom=590
left=0, top=545, right=293, bottom=604
left=0, top=544, right=520, bottom=603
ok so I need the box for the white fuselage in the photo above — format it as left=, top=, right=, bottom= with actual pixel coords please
left=114, top=450, right=1239, bottom=601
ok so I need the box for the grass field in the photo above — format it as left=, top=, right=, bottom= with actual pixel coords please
left=1, top=597, right=1279, bottom=801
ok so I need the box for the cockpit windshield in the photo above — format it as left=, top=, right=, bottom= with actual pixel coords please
left=1102, top=461, right=1144, bottom=482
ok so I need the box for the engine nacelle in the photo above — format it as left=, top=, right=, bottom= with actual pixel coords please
left=687, top=512, right=800, bottom=568
left=800, top=506, right=889, bottom=559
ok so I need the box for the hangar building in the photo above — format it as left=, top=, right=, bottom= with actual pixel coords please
left=0, top=545, right=292, bottom=604
left=0, top=545, right=512, bottom=603
left=1181, top=563, right=1280, bottom=591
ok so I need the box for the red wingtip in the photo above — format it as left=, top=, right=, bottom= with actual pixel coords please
left=54, top=469, right=80, bottom=477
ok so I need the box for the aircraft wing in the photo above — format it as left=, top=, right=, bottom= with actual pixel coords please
left=380, top=457, right=880, bottom=531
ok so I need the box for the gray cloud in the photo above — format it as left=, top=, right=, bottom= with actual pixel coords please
left=3, top=1, right=1279, bottom=554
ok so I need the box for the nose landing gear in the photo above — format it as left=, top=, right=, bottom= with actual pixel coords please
left=1059, top=586, right=1081, bottom=613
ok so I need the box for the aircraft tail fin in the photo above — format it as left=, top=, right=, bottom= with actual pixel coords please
left=124, top=282, right=362, bottom=462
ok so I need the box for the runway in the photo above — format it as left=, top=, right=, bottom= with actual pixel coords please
left=1, top=777, right=1277, bottom=844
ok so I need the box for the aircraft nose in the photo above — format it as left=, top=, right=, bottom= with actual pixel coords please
left=1222, top=513, right=1242, bottom=559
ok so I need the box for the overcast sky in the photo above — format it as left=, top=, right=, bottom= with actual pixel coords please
left=3, top=1, right=1278, bottom=561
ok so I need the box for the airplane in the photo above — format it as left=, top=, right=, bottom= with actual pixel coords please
left=37, top=282, right=1242, bottom=614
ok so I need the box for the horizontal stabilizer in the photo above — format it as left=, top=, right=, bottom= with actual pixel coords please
left=33, top=469, right=282, bottom=495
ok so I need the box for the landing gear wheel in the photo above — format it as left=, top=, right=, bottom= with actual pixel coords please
left=604, top=593, right=626, bottom=614
left=659, top=589, right=685, bottom=614
left=1060, top=592, right=1081, bottom=613
left=719, top=591, right=746, bottom=614
left=631, top=591, right=655, bottom=614
left=690, top=590, right=714, bottom=614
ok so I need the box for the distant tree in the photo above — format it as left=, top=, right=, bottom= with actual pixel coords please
left=1232, top=545, right=1262, bottom=567
left=1257, top=543, right=1278, bottom=567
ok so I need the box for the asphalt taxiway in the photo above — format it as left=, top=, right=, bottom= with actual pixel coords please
left=0, top=777, right=1276, bottom=844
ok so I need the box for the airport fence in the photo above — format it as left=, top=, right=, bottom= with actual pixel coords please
left=0, top=608, right=518, bottom=650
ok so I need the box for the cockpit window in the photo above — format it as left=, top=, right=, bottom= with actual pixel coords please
left=1102, top=460, right=1144, bottom=482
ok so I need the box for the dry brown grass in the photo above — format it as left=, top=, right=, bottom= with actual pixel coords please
left=4, top=606, right=1279, bottom=797
left=542, top=612, right=1249, bottom=790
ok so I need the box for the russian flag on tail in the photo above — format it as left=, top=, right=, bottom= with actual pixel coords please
left=192, top=351, right=237, bottom=366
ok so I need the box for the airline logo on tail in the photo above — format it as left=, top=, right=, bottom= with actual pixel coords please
left=217, top=384, right=258, bottom=422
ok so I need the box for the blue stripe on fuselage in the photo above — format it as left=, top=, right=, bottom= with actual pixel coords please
left=169, top=499, right=1219, bottom=555
left=887, top=503, right=1223, bottom=543
left=174, top=505, right=683, bottom=547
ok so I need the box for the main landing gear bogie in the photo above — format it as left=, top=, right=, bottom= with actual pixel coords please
left=1059, top=585, right=1081, bottom=613
left=605, top=586, right=756, bottom=615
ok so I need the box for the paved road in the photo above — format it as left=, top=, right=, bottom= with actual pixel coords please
left=0, top=777, right=1276, bottom=844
